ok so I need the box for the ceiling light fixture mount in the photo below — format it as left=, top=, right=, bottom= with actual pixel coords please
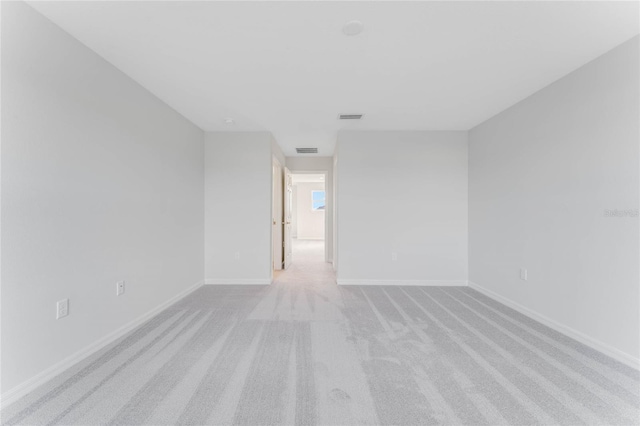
left=223, top=118, right=235, bottom=125
left=342, top=20, right=364, bottom=36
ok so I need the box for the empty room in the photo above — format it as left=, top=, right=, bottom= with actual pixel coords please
left=1, top=1, right=639, bottom=425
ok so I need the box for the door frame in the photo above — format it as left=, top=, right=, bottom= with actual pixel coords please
left=283, top=167, right=292, bottom=270
left=287, top=170, right=330, bottom=263
left=271, top=158, right=283, bottom=272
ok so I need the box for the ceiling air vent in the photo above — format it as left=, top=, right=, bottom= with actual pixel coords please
left=339, top=114, right=363, bottom=120
left=296, top=148, right=318, bottom=154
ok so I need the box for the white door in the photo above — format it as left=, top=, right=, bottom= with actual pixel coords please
left=284, top=167, right=293, bottom=269
left=272, top=162, right=283, bottom=270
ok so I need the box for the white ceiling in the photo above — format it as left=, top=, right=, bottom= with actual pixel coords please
left=28, top=1, right=639, bottom=156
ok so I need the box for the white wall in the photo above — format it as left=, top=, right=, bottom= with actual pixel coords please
left=469, top=36, right=640, bottom=365
left=294, top=182, right=325, bottom=240
left=286, top=157, right=333, bottom=171
left=271, top=135, right=286, bottom=169
left=285, top=157, right=333, bottom=262
left=2, top=1, right=204, bottom=396
left=204, top=132, right=272, bottom=284
left=336, top=131, right=468, bottom=284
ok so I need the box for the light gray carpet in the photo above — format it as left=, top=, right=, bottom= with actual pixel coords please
left=3, top=240, right=639, bottom=425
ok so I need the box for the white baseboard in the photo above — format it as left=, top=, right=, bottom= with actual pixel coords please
left=468, top=281, right=640, bottom=370
left=0, top=280, right=204, bottom=410
left=337, top=279, right=468, bottom=286
left=204, top=279, right=271, bottom=285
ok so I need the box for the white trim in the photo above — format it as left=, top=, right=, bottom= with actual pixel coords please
left=271, top=157, right=283, bottom=271
left=0, top=280, right=204, bottom=410
left=468, top=281, right=640, bottom=371
left=337, top=279, right=468, bottom=286
left=204, top=279, right=271, bottom=285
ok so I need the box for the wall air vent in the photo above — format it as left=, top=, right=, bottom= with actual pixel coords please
left=296, top=148, right=318, bottom=154
left=339, top=114, right=364, bottom=120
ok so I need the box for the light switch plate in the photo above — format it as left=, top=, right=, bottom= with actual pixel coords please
left=520, top=268, right=528, bottom=281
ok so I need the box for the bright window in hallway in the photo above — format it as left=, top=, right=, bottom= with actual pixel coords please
left=311, top=190, right=325, bottom=210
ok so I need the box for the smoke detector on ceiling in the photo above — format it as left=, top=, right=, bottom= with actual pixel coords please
left=343, top=20, right=364, bottom=36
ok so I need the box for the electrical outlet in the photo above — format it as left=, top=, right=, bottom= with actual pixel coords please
left=392, top=252, right=398, bottom=262
left=234, top=252, right=240, bottom=261
left=520, top=268, right=528, bottom=281
left=56, top=299, right=69, bottom=319
left=116, top=280, right=125, bottom=296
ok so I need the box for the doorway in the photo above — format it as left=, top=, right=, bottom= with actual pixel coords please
left=291, top=173, right=325, bottom=264
left=271, top=168, right=335, bottom=286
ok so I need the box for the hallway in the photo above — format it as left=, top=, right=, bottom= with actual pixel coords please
left=274, top=239, right=334, bottom=286
left=268, top=239, right=338, bottom=323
